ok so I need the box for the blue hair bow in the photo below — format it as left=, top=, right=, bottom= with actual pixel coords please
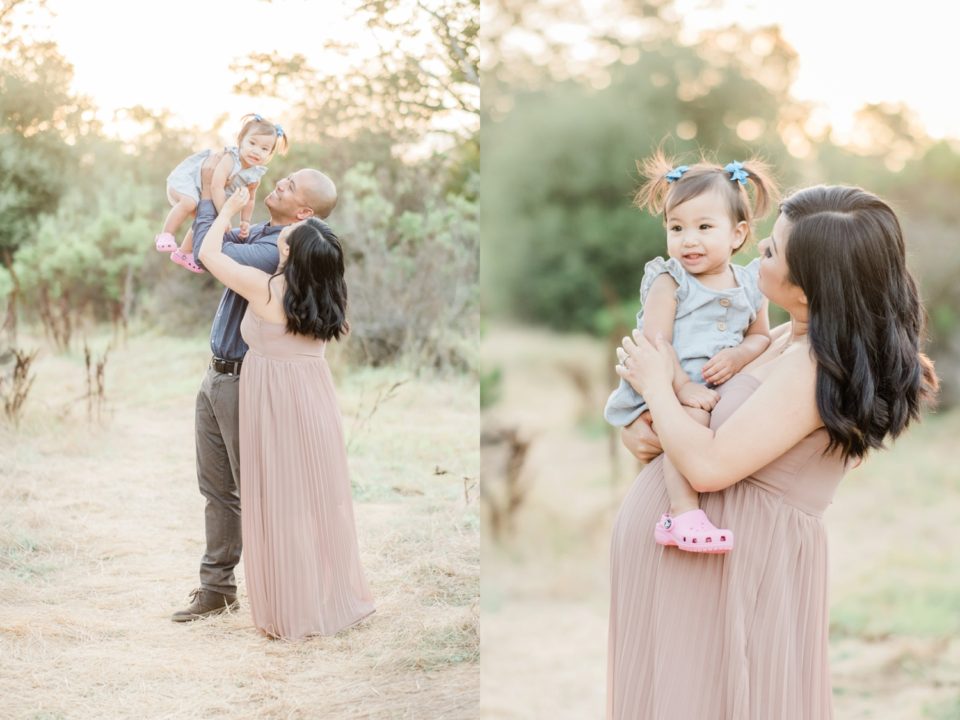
left=275, top=124, right=284, bottom=137
left=724, top=161, right=749, bottom=185
left=665, top=165, right=689, bottom=183
left=253, top=113, right=263, bottom=122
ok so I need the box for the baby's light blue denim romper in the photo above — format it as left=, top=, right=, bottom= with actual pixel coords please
left=166, top=146, right=268, bottom=203
left=604, top=256, right=764, bottom=427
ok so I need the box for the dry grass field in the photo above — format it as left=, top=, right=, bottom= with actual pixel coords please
left=480, top=324, right=960, bottom=720
left=0, top=328, right=479, bottom=720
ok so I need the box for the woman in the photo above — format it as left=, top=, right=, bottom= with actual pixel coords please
left=608, top=185, right=938, bottom=718
left=199, top=186, right=375, bottom=640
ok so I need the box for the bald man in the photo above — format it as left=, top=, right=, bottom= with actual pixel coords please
left=172, top=162, right=338, bottom=622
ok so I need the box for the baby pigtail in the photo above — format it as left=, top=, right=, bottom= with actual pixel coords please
left=634, top=149, right=680, bottom=214
left=273, top=124, right=290, bottom=156
left=738, top=158, right=779, bottom=221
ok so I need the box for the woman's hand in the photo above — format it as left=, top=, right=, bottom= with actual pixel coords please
left=238, top=220, right=251, bottom=240
left=615, top=329, right=676, bottom=398
left=621, top=411, right=663, bottom=463
left=221, top=187, right=249, bottom=217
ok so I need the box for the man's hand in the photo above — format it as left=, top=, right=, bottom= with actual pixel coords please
left=621, top=411, right=663, bottom=463
left=199, top=152, right=222, bottom=200
left=238, top=221, right=251, bottom=240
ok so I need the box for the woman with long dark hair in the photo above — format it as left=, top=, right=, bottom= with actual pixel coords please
left=609, top=185, right=938, bottom=718
left=199, top=186, right=374, bottom=640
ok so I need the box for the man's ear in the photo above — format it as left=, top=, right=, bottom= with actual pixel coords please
left=295, top=207, right=315, bottom=221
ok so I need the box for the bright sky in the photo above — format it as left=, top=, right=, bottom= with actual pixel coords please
left=34, top=0, right=380, bottom=140
left=674, top=0, right=960, bottom=142
left=28, top=0, right=957, bottom=148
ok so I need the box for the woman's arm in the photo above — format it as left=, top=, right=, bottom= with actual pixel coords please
left=617, top=330, right=822, bottom=491
left=241, top=182, right=258, bottom=224
left=197, top=187, right=272, bottom=308
left=237, top=182, right=259, bottom=239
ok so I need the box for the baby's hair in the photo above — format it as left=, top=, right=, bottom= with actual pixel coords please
left=237, top=113, right=290, bottom=157
left=633, top=148, right=779, bottom=251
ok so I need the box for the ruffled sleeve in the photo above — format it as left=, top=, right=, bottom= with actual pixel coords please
left=237, top=165, right=268, bottom=185
left=737, top=258, right=765, bottom=314
left=224, top=146, right=242, bottom=171
left=639, top=256, right=690, bottom=306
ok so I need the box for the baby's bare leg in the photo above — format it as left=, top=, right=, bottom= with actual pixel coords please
left=662, top=406, right=711, bottom=516
left=179, top=226, right=194, bottom=255
left=162, top=189, right=198, bottom=236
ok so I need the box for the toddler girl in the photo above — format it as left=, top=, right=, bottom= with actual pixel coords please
left=604, top=152, right=778, bottom=553
left=153, top=113, right=289, bottom=272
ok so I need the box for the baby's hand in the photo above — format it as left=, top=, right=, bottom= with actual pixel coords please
left=702, top=347, right=746, bottom=386
left=676, top=381, right=720, bottom=411
left=238, top=221, right=250, bottom=239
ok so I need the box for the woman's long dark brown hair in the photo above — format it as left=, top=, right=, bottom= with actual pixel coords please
left=269, top=218, right=348, bottom=341
left=781, top=185, right=939, bottom=461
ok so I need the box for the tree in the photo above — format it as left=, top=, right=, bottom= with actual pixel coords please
left=231, top=0, right=478, bottom=172
left=482, top=33, right=799, bottom=332
left=0, top=0, right=88, bottom=341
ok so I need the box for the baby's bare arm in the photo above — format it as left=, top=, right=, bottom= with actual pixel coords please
left=209, top=153, right=235, bottom=214
left=641, top=274, right=693, bottom=393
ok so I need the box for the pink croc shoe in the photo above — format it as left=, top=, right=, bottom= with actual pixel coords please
left=170, top=250, right=205, bottom=274
left=654, top=509, right=733, bottom=554
left=155, top=232, right=177, bottom=252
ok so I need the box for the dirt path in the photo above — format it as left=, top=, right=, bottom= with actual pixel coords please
left=1, top=332, right=479, bottom=719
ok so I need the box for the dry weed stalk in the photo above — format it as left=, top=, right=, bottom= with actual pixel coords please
left=83, top=343, right=111, bottom=423
left=463, top=476, right=478, bottom=505
left=0, top=347, right=38, bottom=426
left=480, top=426, right=532, bottom=540
left=347, top=378, right=409, bottom=451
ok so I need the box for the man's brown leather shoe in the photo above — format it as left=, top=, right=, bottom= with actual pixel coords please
left=171, top=588, right=239, bottom=622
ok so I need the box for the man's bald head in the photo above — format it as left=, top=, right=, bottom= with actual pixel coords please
left=298, top=169, right=338, bottom=219
left=263, top=168, right=338, bottom=225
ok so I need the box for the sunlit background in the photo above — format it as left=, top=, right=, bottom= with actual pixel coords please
left=480, top=1, right=960, bottom=718
left=0, top=1, right=479, bottom=717
left=1, top=0, right=478, bottom=357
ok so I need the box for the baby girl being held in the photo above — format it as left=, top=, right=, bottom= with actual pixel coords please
left=605, top=151, right=780, bottom=553
left=154, top=114, right=289, bottom=273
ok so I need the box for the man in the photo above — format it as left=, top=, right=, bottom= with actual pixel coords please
left=171, top=160, right=338, bottom=621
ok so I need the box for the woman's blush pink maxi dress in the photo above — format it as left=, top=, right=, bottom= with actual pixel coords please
left=608, top=373, right=847, bottom=719
left=238, top=310, right=375, bottom=640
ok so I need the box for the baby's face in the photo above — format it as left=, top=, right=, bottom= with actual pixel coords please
left=239, top=132, right=276, bottom=166
left=664, top=189, right=746, bottom=279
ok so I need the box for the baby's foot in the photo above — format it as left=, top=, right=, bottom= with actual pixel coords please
left=155, top=232, right=177, bottom=252
left=170, top=250, right=205, bottom=274
left=653, top=509, right=733, bottom=553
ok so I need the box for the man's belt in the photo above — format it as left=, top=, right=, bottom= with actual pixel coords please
left=211, top=357, right=243, bottom=375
